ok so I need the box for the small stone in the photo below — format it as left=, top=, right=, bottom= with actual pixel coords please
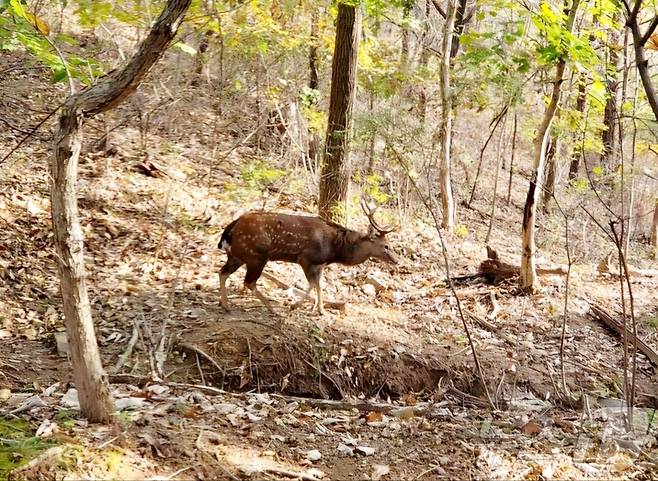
left=362, top=284, right=377, bottom=297
left=307, top=449, right=322, bottom=462
left=356, top=446, right=376, bottom=456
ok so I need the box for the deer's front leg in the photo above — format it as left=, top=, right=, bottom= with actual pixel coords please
left=301, top=264, right=325, bottom=315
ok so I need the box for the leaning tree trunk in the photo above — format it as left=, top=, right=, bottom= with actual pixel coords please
left=51, top=0, right=192, bottom=423
left=438, top=0, right=457, bottom=230
left=318, top=2, right=361, bottom=222
left=651, top=197, right=658, bottom=260
left=520, top=0, right=579, bottom=293
left=625, top=3, right=658, bottom=121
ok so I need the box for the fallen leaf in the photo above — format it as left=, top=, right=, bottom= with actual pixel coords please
left=366, top=411, right=383, bottom=423
left=521, top=420, right=542, bottom=436
left=372, top=464, right=390, bottom=480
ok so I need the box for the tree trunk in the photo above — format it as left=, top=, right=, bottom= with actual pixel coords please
left=319, top=3, right=361, bottom=222
left=417, top=0, right=432, bottom=123
left=625, top=7, right=658, bottom=121
left=450, top=0, right=470, bottom=58
left=309, top=7, right=319, bottom=91
left=506, top=112, right=518, bottom=205
left=651, top=197, right=658, bottom=260
left=51, top=0, right=192, bottom=423
left=485, top=115, right=507, bottom=243
left=600, top=20, right=621, bottom=170
left=541, top=135, right=559, bottom=212
left=568, top=74, right=587, bottom=180
left=307, top=7, right=320, bottom=171
left=520, top=0, right=579, bottom=293
left=438, top=0, right=457, bottom=230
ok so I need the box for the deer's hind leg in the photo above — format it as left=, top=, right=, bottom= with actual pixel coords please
left=219, top=254, right=244, bottom=311
left=244, top=259, right=276, bottom=314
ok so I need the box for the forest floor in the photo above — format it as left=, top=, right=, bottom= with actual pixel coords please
left=0, top=54, right=657, bottom=480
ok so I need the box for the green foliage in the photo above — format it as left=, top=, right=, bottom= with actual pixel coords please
left=241, top=161, right=286, bottom=190
left=532, top=1, right=596, bottom=68
left=454, top=224, right=469, bottom=238
left=55, top=409, right=78, bottom=429
left=459, top=3, right=530, bottom=110
left=0, top=417, right=57, bottom=479
left=570, top=177, right=589, bottom=191
left=646, top=316, right=658, bottom=330
left=362, top=172, right=391, bottom=204
left=0, top=0, right=104, bottom=84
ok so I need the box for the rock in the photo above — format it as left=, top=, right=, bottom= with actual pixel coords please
left=356, top=446, right=376, bottom=456
left=307, top=449, right=322, bottom=462
left=362, top=284, right=377, bottom=297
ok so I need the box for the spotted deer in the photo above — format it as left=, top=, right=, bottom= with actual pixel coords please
left=218, top=204, right=398, bottom=315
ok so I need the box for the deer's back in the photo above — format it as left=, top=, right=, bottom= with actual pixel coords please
left=230, top=213, right=338, bottom=264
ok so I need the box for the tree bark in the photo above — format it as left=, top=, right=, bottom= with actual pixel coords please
left=307, top=6, right=320, bottom=170
left=568, top=74, right=587, bottom=180
left=624, top=3, right=658, bottom=121
left=541, top=135, right=559, bottom=212
left=450, top=0, right=470, bottom=58
left=51, top=0, right=192, bottom=423
left=651, top=197, right=658, bottom=259
left=319, top=3, right=361, bottom=222
left=506, top=112, right=518, bottom=205
left=438, top=0, right=457, bottom=230
left=309, top=7, right=320, bottom=91
left=520, top=0, right=579, bottom=293
left=600, top=19, right=621, bottom=169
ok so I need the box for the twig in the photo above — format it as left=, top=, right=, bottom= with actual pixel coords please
left=262, top=467, right=322, bottom=481
left=177, top=342, right=225, bottom=375
left=415, top=464, right=443, bottom=480
left=112, top=316, right=142, bottom=373
left=0, top=116, right=35, bottom=135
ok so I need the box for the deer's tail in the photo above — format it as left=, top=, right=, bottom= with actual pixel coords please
left=218, top=218, right=239, bottom=250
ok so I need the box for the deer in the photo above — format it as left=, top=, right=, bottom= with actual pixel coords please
left=217, top=203, right=398, bottom=315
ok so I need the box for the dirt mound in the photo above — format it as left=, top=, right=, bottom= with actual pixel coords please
left=180, top=318, right=452, bottom=400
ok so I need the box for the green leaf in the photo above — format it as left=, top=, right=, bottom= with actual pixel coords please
left=174, top=42, right=196, bottom=56
left=52, top=67, right=68, bottom=83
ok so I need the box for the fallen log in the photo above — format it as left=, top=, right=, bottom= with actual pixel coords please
left=589, top=302, right=658, bottom=366
left=466, top=247, right=568, bottom=284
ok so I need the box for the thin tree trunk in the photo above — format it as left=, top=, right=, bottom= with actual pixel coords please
left=438, top=0, right=457, bottom=230
left=417, top=0, right=431, bottom=124
left=625, top=3, right=658, bottom=121
left=485, top=115, right=508, bottom=243
left=319, top=3, right=361, bottom=222
left=51, top=0, right=192, bottom=423
left=450, top=0, right=470, bottom=58
left=651, top=197, right=658, bottom=259
left=520, top=0, right=579, bottom=293
left=506, top=112, right=517, bottom=205
left=600, top=16, right=621, bottom=169
left=307, top=7, right=320, bottom=171
left=542, top=135, right=559, bottom=212
left=309, top=7, right=320, bottom=91
left=568, top=74, right=587, bottom=179
left=366, top=89, right=376, bottom=175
